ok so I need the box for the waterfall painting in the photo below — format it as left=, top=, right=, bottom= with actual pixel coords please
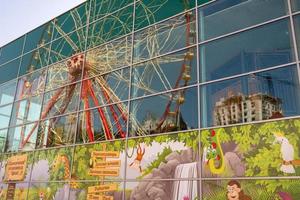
left=203, top=179, right=300, bottom=200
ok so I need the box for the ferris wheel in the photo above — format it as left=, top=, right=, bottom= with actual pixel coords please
left=14, top=0, right=196, bottom=149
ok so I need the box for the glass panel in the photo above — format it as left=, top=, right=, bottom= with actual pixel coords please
left=0, top=58, right=20, bottom=84
left=77, top=103, right=128, bottom=143
left=200, top=66, right=300, bottom=127
left=10, top=95, right=43, bottom=126
left=52, top=2, right=89, bottom=40
left=292, top=0, right=300, bottom=12
left=37, top=114, right=77, bottom=148
left=49, top=27, right=87, bottom=65
left=87, top=5, right=133, bottom=49
left=5, top=123, right=38, bottom=152
left=24, top=22, right=53, bottom=53
left=203, top=179, right=300, bottom=199
left=0, top=80, right=16, bottom=106
left=198, top=0, right=288, bottom=41
left=31, top=147, right=74, bottom=180
left=80, top=68, right=130, bottom=110
left=126, top=131, right=199, bottom=180
left=131, top=48, right=197, bottom=98
left=134, top=10, right=196, bottom=63
left=19, top=44, right=50, bottom=76
left=45, top=54, right=84, bottom=92
left=72, top=142, right=126, bottom=181
left=15, top=68, right=46, bottom=100
left=129, top=87, right=198, bottom=137
left=0, top=36, right=24, bottom=65
left=85, top=35, right=132, bottom=77
left=90, top=0, right=133, bottom=22
left=135, top=0, right=196, bottom=30
left=42, top=83, right=80, bottom=119
left=200, top=19, right=294, bottom=82
left=293, top=14, right=300, bottom=59
left=0, top=104, right=13, bottom=129
left=0, top=129, right=8, bottom=152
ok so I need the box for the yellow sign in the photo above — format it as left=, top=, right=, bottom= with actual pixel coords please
left=87, top=194, right=114, bottom=200
left=91, top=151, right=119, bottom=158
left=89, top=168, right=119, bottom=177
left=94, top=160, right=121, bottom=168
left=87, top=183, right=118, bottom=194
left=5, top=154, right=28, bottom=181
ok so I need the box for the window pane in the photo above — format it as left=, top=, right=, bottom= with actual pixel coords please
left=134, top=10, right=196, bottom=63
left=85, top=35, right=132, bottom=77
left=0, top=58, right=20, bottom=84
left=37, top=114, right=77, bottom=148
left=293, top=14, right=300, bottom=59
left=200, top=19, right=294, bottom=82
left=200, top=66, right=300, bottom=127
left=15, top=68, right=46, bottom=100
left=10, top=95, right=43, bottom=126
left=129, top=87, right=198, bottom=136
left=87, top=5, right=133, bottom=49
left=0, top=104, right=13, bottom=129
left=19, top=45, right=50, bottom=76
left=131, top=48, right=197, bottom=98
left=0, top=129, right=7, bottom=153
left=49, top=28, right=86, bottom=65
left=77, top=103, right=128, bottom=143
left=90, top=0, right=133, bottom=22
left=135, top=0, right=196, bottom=30
left=199, top=0, right=288, bottom=41
left=0, top=80, right=16, bottom=106
left=292, top=0, right=300, bottom=12
left=52, top=2, right=89, bottom=40
left=24, top=23, right=53, bottom=53
left=0, top=36, right=24, bottom=65
left=80, top=68, right=130, bottom=110
left=5, top=123, right=38, bottom=152
left=42, top=83, right=80, bottom=119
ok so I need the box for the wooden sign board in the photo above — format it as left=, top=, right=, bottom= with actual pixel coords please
left=6, top=183, right=16, bottom=200
left=87, top=183, right=118, bottom=194
left=94, top=160, right=121, bottom=168
left=89, top=168, right=119, bottom=177
left=91, top=151, right=119, bottom=158
left=5, top=154, right=28, bottom=181
left=87, top=194, right=114, bottom=200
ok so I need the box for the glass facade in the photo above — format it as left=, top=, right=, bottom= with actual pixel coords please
left=0, top=0, right=300, bottom=199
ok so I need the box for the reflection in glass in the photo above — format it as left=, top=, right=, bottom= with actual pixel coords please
left=24, top=22, right=53, bottom=53
left=293, top=15, right=300, bottom=58
left=129, top=87, right=198, bottom=136
left=80, top=68, right=130, bottom=110
left=201, top=66, right=300, bottom=127
left=37, top=113, right=77, bottom=148
left=0, top=129, right=7, bottom=153
left=19, top=45, right=50, bottom=76
left=135, top=0, right=195, bottom=30
left=0, top=80, right=16, bottom=106
left=0, top=104, right=13, bottom=129
left=77, top=103, right=128, bottom=143
left=132, top=48, right=197, bottom=98
left=42, top=83, right=80, bottom=119
left=0, top=58, right=20, bottom=84
left=200, top=19, right=294, bottom=82
left=134, top=10, right=196, bottom=63
left=16, top=69, right=46, bottom=100
left=198, top=0, right=287, bottom=41
left=10, top=95, right=43, bottom=126
left=85, top=36, right=132, bottom=77
left=5, top=123, right=38, bottom=152
left=87, top=5, right=133, bottom=49
left=292, top=0, right=300, bottom=11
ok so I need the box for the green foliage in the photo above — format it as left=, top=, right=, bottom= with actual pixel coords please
left=140, top=146, right=173, bottom=178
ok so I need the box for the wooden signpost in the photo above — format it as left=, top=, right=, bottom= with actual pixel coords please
left=87, top=144, right=120, bottom=200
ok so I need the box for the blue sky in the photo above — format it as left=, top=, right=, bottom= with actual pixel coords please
left=0, top=0, right=85, bottom=47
